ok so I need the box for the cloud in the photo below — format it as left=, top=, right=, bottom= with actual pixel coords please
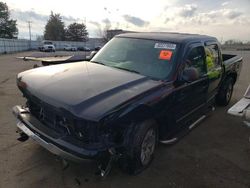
left=223, top=9, right=242, bottom=19
left=163, top=6, right=169, bottom=11
left=11, top=9, right=81, bottom=26
left=11, top=9, right=48, bottom=22
left=123, top=15, right=149, bottom=27
left=176, top=8, right=243, bottom=26
left=62, top=15, right=78, bottom=23
left=222, top=2, right=229, bottom=6
left=178, top=4, right=197, bottom=17
left=102, top=18, right=111, bottom=26
left=89, top=21, right=101, bottom=28
left=164, top=18, right=171, bottom=24
left=201, top=9, right=243, bottom=21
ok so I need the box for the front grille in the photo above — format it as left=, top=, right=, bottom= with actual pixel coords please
left=26, top=97, right=99, bottom=144
left=27, top=98, right=70, bottom=135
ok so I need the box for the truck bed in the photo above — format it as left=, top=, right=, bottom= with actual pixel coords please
left=222, top=54, right=243, bottom=73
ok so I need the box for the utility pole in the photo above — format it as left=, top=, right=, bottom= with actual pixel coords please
left=27, top=21, right=32, bottom=50
left=84, top=17, right=87, bottom=54
left=220, top=36, right=224, bottom=44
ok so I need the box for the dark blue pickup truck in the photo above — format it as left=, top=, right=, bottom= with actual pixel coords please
left=13, top=32, right=243, bottom=175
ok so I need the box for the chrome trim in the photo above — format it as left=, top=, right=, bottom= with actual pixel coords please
left=160, top=137, right=177, bottom=144
left=16, top=121, right=87, bottom=162
left=160, top=115, right=206, bottom=144
left=189, top=115, right=206, bottom=130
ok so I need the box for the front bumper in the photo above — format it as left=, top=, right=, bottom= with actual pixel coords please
left=12, top=105, right=106, bottom=162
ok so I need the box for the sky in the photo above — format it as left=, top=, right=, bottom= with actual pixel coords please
left=3, top=0, right=250, bottom=42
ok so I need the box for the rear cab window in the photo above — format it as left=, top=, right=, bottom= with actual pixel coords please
left=205, top=44, right=222, bottom=78
left=205, top=44, right=220, bottom=70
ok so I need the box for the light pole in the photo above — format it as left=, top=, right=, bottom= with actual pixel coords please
left=84, top=17, right=86, bottom=46
left=27, top=21, right=32, bottom=50
left=84, top=17, right=87, bottom=56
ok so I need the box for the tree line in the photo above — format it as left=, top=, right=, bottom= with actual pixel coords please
left=0, top=1, right=88, bottom=41
left=43, top=12, right=88, bottom=41
left=223, top=40, right=250, bottom=45
left=0, top=2, right=18, bottom=38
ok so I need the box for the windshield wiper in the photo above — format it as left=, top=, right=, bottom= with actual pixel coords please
left=90, top=60, right=105, bottom=65
left=112, top=66, right=140, bottom=74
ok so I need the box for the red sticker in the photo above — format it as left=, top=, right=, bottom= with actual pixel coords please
left=159, top=50, right=173, bottom=60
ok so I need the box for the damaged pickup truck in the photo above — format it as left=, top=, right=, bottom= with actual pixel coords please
left=13, top=32, right=243, bottom=175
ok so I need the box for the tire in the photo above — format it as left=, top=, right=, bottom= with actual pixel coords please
left=216, top=77, right=234, bottom=106
left=119, top=120, right=157, bottom=175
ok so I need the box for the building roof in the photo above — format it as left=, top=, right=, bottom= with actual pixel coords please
left=116, top=32, right=217, bottom=44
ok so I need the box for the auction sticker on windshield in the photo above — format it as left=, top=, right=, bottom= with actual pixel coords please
left=154, top=43, right=176, bottom=50
left=159, top=50, right=173, bottom=60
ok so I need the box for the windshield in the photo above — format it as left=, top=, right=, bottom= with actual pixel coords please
left=91, top=37, right=178, bottom=80
left=44, top=42, right=53, bottom=45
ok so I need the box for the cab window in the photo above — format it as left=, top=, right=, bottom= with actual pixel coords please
left=205, top=44, right=220, bottom=70
left=185, top=46, right=206, bottom=77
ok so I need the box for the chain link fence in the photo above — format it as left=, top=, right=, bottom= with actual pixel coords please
left=0, top=38, right=104, bottom=54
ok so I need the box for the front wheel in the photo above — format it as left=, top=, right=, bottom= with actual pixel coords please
left=119, top=120, right=157, bottom=175
left=216, top=77, right=234, bottom=106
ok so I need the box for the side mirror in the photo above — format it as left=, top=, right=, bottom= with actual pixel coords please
left=86, top=51, right=97, bottom=61
left=181, top=67, right=199, bottom=82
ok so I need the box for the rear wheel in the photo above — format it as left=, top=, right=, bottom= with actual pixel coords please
left=216, top=77, right=234, bottom=106
left=119, top=120, right=157, bottom=175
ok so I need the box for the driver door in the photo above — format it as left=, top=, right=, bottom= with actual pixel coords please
left=173, top=44, right=209, bottom=130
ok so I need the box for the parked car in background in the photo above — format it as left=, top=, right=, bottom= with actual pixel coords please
left=94, top=46, right=102, bottom=51
left=38, top=41, right=56, bottom=52
left=13, top=32, right=243, bottom=176
left=86, top=46, right=102, bottom=59
left=78, top=46, right=91, bottom=51
left=64, top=44, right=77, bottom=51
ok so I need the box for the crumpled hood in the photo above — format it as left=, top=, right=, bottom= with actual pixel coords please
left=18, top=61, right=162, bottom=121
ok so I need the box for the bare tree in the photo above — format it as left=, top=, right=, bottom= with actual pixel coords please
left=95, top=22, right=111, bottom=43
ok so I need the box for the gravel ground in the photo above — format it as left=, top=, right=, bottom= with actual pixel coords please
left=0, top=50, right=249, bottom=188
